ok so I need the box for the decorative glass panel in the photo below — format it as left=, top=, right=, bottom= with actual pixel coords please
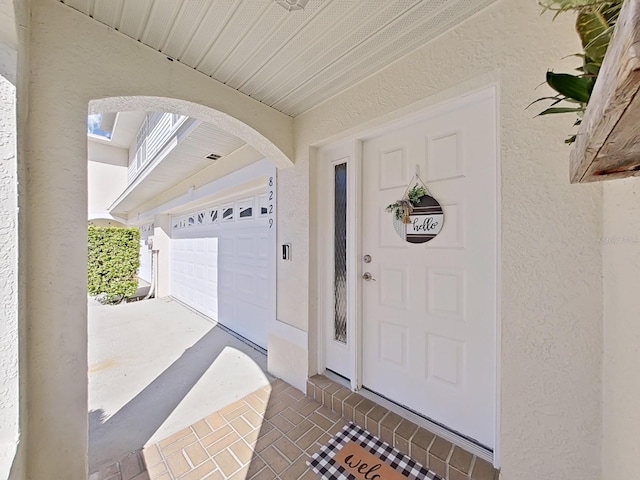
left=334, top=163, right=348, bottom=344
left=222, top=206, right=234, bottom=222
left=259, top=194, right=269, bottom=217
left=209, top=209, right=218, bottom=223
left=197, top=212, right=205, bottom=224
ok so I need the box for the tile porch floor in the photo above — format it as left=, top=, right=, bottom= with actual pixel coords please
left=92, top=379, right=344, bottom=480
left=93, top=376, right=497, bottom=480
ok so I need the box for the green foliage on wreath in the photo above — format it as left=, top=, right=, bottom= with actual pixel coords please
left=386, top=184, right=429, bottom=220
left=88, top=226, right=141, bottom=303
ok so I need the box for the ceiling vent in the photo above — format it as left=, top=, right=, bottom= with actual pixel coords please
left=275, top=0, right=309, bottom=11
left=205, top=153, right=221, bottom=161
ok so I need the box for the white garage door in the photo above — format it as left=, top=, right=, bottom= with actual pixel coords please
left=170, top=193, right=275, bottom=349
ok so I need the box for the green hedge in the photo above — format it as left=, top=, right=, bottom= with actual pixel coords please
left=88, top=226, right=141, bottom=302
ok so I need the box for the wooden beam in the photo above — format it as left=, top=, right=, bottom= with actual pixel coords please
left=570, top=0, right=640, bottom=183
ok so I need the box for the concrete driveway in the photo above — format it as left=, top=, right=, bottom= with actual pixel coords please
left=88, top=297, right=271, bottom=473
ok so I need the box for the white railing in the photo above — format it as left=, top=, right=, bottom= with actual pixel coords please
left=127, top=112, right=187, bottom=184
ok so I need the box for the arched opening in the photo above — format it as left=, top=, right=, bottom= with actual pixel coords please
left=86, top=96, right=281, bottom=475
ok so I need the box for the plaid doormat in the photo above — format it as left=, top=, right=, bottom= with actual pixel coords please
left=307, top=422, right=442, bottom=480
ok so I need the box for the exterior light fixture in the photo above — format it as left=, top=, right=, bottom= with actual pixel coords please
left=275, top=0, right=309, bottom=11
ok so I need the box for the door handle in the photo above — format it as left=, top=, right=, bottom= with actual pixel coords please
left=362, top=272, right=376, bottom=281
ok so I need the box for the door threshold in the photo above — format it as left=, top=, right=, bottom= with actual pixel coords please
left=322, top=369, right=493, bottom=462
left=308, top=374, right=499, bottom=477
left=358, top=387, right=493, bottom=464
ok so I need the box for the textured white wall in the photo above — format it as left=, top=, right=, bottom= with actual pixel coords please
left=0, top=73, right=17, bottom=480
left=21, top=1, right=291, bottom=478
left=17, top=0, right=605, bottom=479
left=602, top=178, right=640, bottom=479
left=87, top=160, right=127, bottom=218
left=287, top=1, right=603, bottom=478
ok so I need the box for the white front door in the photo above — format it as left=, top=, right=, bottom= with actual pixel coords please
left=361, top=90, right=497, bottom=447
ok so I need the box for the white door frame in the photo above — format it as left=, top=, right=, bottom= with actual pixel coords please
left=317, top=85, right=501, bottom=464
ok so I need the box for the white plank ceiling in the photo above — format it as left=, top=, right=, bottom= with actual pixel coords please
left=61, top=0, right=496, bottom=117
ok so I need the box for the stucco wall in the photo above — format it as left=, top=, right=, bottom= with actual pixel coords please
left=21, top=1, right=293, bottom=478
left=17, top=0, right=604, bottom=479
left=0, top=73, right=17, bottom=480
left=290, top=1, right=603, bottom=478
left=87, top=160, right=127, bottom=219
left=602, top=177, right=640, bottom=479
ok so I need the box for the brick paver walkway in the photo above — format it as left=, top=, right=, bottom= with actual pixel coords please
left=93, top=379, right=345, bottom=479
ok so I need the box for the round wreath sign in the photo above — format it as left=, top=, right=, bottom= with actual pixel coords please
left=386, top=180, right=444, bottom=244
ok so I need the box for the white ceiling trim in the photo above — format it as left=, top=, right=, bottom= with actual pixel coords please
left=61, top=0, right=497, bottom=117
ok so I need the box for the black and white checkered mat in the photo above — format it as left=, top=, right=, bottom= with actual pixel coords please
left=307, top=422, right=442, bottom=480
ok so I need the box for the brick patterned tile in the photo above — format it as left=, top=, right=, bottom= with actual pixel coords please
left=179, top=459, right=216, bottom=480
left=142, top=445, right=162, bottom=469
left=269, top=413, right=295, bottom=433
left=450, top=446, right=474, bottom=475
left=379, top=412, right=403, bottom=445
left=115, top=376, right=487, bottom=480
left=285, top=419, right=314, bottom=442
left=281, top=454, right=312, bottom=479
left=205, top=412, right=226, bottom=431
left=149, top=474, right=170, bottom=480
left=251, top=466, right=277, bottom=480
left=297, top=426, right=324, bottom=451
left=293, top=397, right=320, bottom=417
left=146, top=461, right=167, bottom=479
left=316, top=406, right=341, bottom=423
left=246, top=393, right=268, bottom=414
left=230, top=416, right=254, bottom=436
left=191, top=419, right=213, bottom=438
left=254, top=428, right=283, bottom=453
left=280, top=407, right=305, bottom=425
left=254, top=386, right=271, bottom=403
left=206, top=430, right=241, bottom=456
left=471, top=457, right=497, bottom=480
left=307, top=411, right=334, bottom=431
left=230, top=439, right=255, bottom=466
left=213, top=449, right=242, bottom=477
left=264, top=401, right=288, bottom=420
left=258, top=446, right=290, bottom=474
left=166, top=452, right=190, bottom=478
left=246, top=455, right=267, bottom=477
left=222, top=403, right=251, bottom=421
left=429, top=436, right=453, bottom=462
left=450, top=466, right=472, bottom=480
left=158, top=427, right=192, bottom=449
left=286, top=386, right=305, bottom=400
left=412, top=427, right=436, bottom=451
left=242, top=408, right=265, bottom=429
left=184, top=442, right=208, bottom=467
left=429, top=455, right=447, bottom=479
left=200, top=424, right=233, bottom=448
left=274, top=436, right=303, bottom=462
left=160, top=433, right=197, bottom=457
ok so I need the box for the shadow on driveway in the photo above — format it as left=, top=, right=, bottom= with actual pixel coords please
left=88, top=298, right=270, bottom=473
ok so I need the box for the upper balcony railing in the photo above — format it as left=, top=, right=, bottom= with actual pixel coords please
left=128, top=112, right=187, bottom=184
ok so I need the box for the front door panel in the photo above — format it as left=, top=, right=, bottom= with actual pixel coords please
left=361, top=91, right=497, bottom=447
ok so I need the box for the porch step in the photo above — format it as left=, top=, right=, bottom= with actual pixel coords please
left=306, top=375, right=499, bottom=480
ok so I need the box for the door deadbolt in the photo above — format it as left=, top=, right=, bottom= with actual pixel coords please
left=363, top=254, right=372, bottom=263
